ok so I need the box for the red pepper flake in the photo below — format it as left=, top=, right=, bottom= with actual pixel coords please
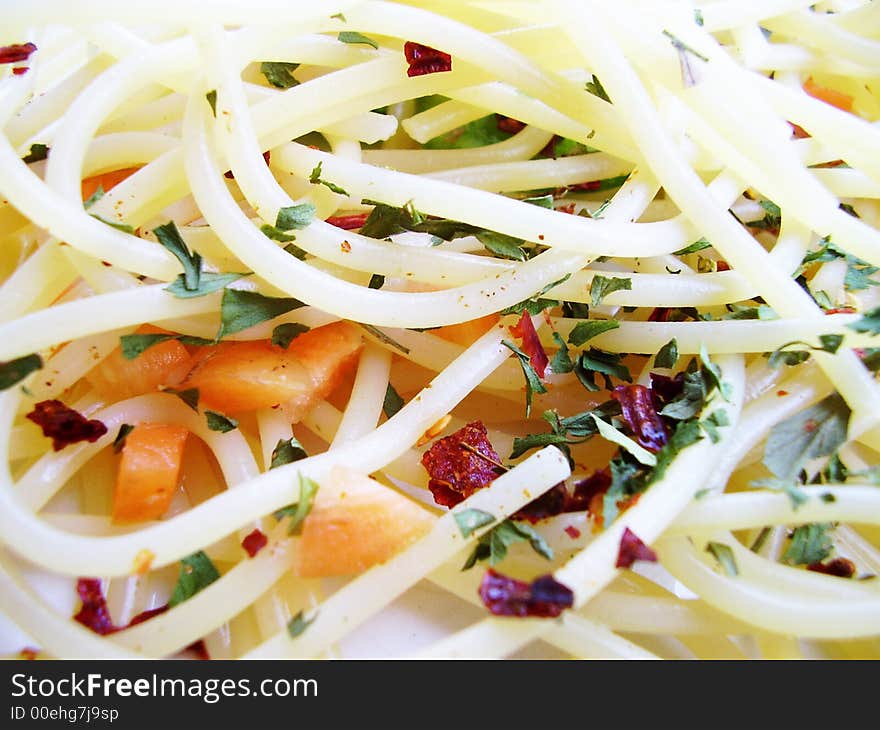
left=616, top=527, right=657, bottom=569
left=0, top=42, right=37, bottom=65
left=403, top=41, right=452, bottom=77
left=556, top=203, right=576, bottom=215
left=478, top=569, right=574, bottom=618
left=513, top=483, right=568, bottom=523
left=807, top=557, right=856, bottom=578
left=510, top=310, right=549, bottom=380
left=186, top=639, right=211, bottom=660
left=649, top=372, right=685, bottom=404
left=789, top=122, right=810, bottom=139
left=716, top=261, right=731, bottom=271
left=12, top=67, right=28, bottom=75
left=612, top=384, right=668, bottom=452
left=496, top=115, right=525, bottom=134
left=825, top=307, right=856, bottom=315
left=566, top=469, right=611, bottom=514
left=421, top=421, right=502, bottom=507
left=18, top=647, right=39, bottom=660
left=648, top=307, right=671, bottom=322
left=777, top=389, right=789, bottom=397
left=340, top=240, right=352, bottom=253
left=241, top=529, right=268, bottom=558
left=26, top=400, right=108, bottom=451
left=128, top=605, right=169, bottom=626
left=804, top=418, right=819, bottom=433
left=225, top=150, right=271, bottom=179
left=568, top=180, right=603, bottom=192
left=73, top=578, right=117, bottom=635
left=564, top=525, right=581, bottom=540
left=325, top=213, right=368, bottom=230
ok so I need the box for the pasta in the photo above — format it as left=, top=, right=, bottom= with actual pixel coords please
left=0, top=0, right=878, bottom=660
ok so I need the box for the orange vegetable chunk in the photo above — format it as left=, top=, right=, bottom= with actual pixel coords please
left=434, top=314, right=499, bottom=347
left=112, top=423, right=188, bottom=524
left=803, top=77, right=854, bottom=112
left=86, top=325, right=193, bottom=401
left=183, top=321, right=363, bottom=417
left=294, top=466, right=435, bottom=578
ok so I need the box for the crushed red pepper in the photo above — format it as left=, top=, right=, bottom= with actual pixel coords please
left=421, top=421, right=503, bottom=507
left=616, top=527, right=658, bottom=569
left=479, top=569, right=574, bottom=618
left=509, top=310, right=549, bottom=380
left=807, top=557, right=856, bottom=578
left=612, top=384, right=668, bottom=452
left=0, top=43, right=37, bottom=65
left=241, top=529, right=268, bottom=558
left=26, top=400, right=108, bottom=451
left=325, top=213, right=368, bottom=230
left=403, top=41, right=452, bottom=77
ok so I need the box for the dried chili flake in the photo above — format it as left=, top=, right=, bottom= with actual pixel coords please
left=18, top=647, right=39, bottom=660
left=513, top=482, right=568, bottom=523
left=0, top=43, right=36, bottom=65
left=825, top=307, right=856, bottom=315
left=648, top=307, right=671, bottom=322
left=807, top=557, right=856, bottom=578
left=496, top=115, right=525, bottom=134
left=421, top=421, right=502, bottom=507
left=510, top=310, right=549, bottom=380
left=186, top=639, right=210, bottom=660
left=403, top=41, right=452, bottom=77
left=564, top=525, right=581, bottom=539
left=649, top=372, right=685, bottom=404
left=128, top=605, right=169, bottom=626
left=325, top=213, right=368, bottom=230
left=612, top=384, right=668, bottom=452
left=26, top=400, right=108, bottom=451
left=73, top=578, right=117, bottom=635
left=241, top=529, right=268, bottom=558
left=566, top=469, right=611, bottom=513
left=12, top=67, right=27, bottom=76
left=616, top=527, right=658, bottom=569
left=478, top=569, right=574, bottom=618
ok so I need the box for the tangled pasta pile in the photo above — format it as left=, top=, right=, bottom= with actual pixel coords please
left=0, top=0, right=879, bottom=659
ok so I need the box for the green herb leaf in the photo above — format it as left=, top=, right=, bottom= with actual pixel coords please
left=706, top=542, right=738, bottom=576
left=217, top=289, right=306, bottom=340
left=502, top=339, right=547, bottom=417
left=549, top=332, right=574, bottom=374
left=562, top=301, right=590, bottom=319
left=662, top=30, right=709, bottom=62
left=589, top=275, right=631, bottom=307
left=383, top=383, right=404, bottom=419
left=205, top=90, right=217, bottom=116
left=603, top=454, right=642, bottom=526
left=454, top=508, right=496, bottom=538
left=120, top=333, right=175, bottom=360
left=287, top=610, right=316, bottom=638
left=822, top=453, right=848, bottom=483
left=205, top=411, right=238, bottom=433
left=567, top=318, right=619, bottom=346
left=165, top=387, right=200, bottom=412
left=574, top=347, right=632, bottom=392
left=753, top=477, right=810, bottom=510
left=368, top=274, right=385, bottom=290
left=261, top=61, right=300, bottom=89
left=847, top=305, right=880, bottom=335
left=154, top=221, right=201, bottom=291
left=584, top=74, right=611, bottom=102
left=270, top=437, right=308, bottom=469
left=276, top=203, right=317, bottom=231
left=309, top=161, right=348, bottom=195
left=271, top=322, right=309, bottom=349
left=112, top=423, right=134, bottom=454
left=476, top=231, right=526, bottom=261
left=22, top=143, right=49, bottom=163
left=655, top=338, right=679, bottom=369
left=168, top=551, right=220, bottom=607
left=273, top=474, right=320, bottom=535
left=166, top=271, right=247, bottom=300
left=784, top=523, right=834, bottom=565
left=462, top=519, right=553, bottom=570
left=337, top=31, right=378, bottom=49
left=260, top=224, right=297, bottom=242
left=522, top=194, right=554, bottom=209
left=0, top=353, right=42, bottom=390
left=763, top=393, right=851, bottom=480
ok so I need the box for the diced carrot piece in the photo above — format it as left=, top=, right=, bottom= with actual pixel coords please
left=80, top=167, right=141, bottom=203
left=182, top=321, right=363, bottom=417
left=294, top=466, right=435, bottom=578
left=434, top=314, right=499, bottom=347
left=804, top=77, right=854, bottom=113
left=86, top=325, right=193, bottom=401
left=112, top=424, right=188, bottom=523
